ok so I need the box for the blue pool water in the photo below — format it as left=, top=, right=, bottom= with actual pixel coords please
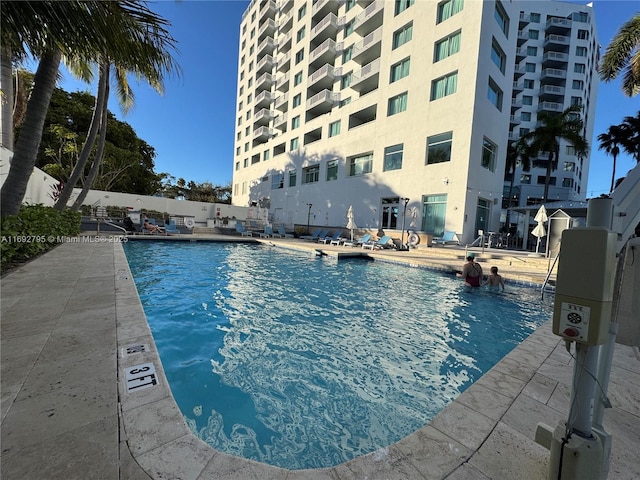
left=124, top=241, right=552, bottom=470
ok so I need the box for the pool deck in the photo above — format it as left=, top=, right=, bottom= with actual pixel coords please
left=1, top=235, right=639, bottom=479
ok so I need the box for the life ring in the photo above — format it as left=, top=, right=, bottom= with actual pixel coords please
left=184, top=218, right=195, bottom=229
left=408, top=233, right=420, bottom=246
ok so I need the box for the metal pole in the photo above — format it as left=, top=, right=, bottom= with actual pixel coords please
left=306, top=203, right=312, bottom=234
left=400, top=198, right=409, bottom=250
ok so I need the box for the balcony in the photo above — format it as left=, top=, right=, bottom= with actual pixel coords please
left=255, top=90, right=273, bottom=108
left=257, top=36, right=276, bottom=56
left=540, top=67, right=567, bottom=85
left=515, top=47, right=526, bottom=62
left=258, top=18, right=277, bottom=42
left=509, top=115, right=521, bottom=127
left=309, top=38, right=338, bottom=67
left=354, top=0, right=384, bottom=37
left=545, top=16, right=572, bottom=34
left=276, top=72, right=290, bottom=92
left=256, top=54, right=274, bottom=74
left=544, top=34, right=570, bottom=52
left=517, top=30, right=529, bottom=46
left=253, top=108, right=274, bottom=126
left=511, top=97, right=523, bottom=111
left=277, top=51, right=291, bottom=72
left=275, top=93, right=289, bottom=112
left=350, top=58, right=380, bottom=94
left=539, top=84, right=565, bottom=101
left=512, top=80, right=524, bottom=93
left=260, top=0, right=277, bottom=21
left=273, top=112, right=287, bottom=130
left=277, top=0, right=293, bottom=13
left=538, top=101, right=564, bottom=113
left=513, top=63, right=526, bottom=79
left=256, top=72, right=274, bottom=91
left=279, top=10, right=293, bottom=33
left=278, top=31, right=292, bottom=53
left=253, top=126, right=274, bottom=141
left=352, top=26, right=382, bottom=65
left=542, top=51, right=568, bottom=68
left=308, top=63, right=338, bottom=91
left=519, top=12, right=531, bottom=27
left=312, top=0, right=340, bottom=21
left=311, top=13, right=342, bottom=43
left=306, top=89, right=339, bottom=115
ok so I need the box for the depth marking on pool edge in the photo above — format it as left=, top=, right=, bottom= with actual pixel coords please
left=124, top=362, right=158, bottom=393
left=120, top=343, right=149, bottom=357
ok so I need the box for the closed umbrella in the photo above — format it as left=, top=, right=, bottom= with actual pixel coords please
left=532, top=205, right=548, bottom=254
left=346, top=206, right=357, bottom=241
left=409, top=206, right=418, bottom=228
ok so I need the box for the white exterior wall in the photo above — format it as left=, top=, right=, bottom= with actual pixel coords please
left=0, top=147, right=57, bottom=207
left=232, top=0, right=520, bottom=244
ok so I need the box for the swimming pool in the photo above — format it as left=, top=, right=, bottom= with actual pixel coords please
left=124, top=241, right=552, bottom=470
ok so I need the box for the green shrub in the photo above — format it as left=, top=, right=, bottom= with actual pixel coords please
left=1, top=205, right=81, bottom=270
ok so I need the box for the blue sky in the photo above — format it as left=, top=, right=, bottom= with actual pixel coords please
left=54, top=0, right=639, bottom=197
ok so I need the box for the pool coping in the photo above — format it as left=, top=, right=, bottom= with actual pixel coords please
left=115, top=241, right=562, bottom=479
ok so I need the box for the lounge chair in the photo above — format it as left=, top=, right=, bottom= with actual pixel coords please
left=163, top=220, right=180, bottom=234
left=343, top=233, right=371, bottom=247
left=433, top=230, right=459, bottom=246
left=259, top=226, right=277, bottom=238
left=276, top=226, right=294, bottom=238
left=319, top=231, right=342, bottom=244
left=362, top=235, right=395, bottom=250
left=300, top=229, right=328, bottom=241
left=236, top=222, right=255, bottom=237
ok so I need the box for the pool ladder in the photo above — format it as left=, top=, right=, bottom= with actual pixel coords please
left=541, top=253, right=559, bottom=300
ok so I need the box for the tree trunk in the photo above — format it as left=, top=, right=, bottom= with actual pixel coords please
left=1, top=50, right=62, bottom=217
left=72, top=65, right=110, bottom=210
left=609, top=153, right=617, bottom=193
left=1, top=45, right=14, bottom=150
left=543, top=151, right=553, bottom=203
left=505, top=165, right=516, bottom=228
left=54, top=61, right=109, bottom=211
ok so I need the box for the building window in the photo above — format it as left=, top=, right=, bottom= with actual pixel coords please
left=528, top=29, right=539, bottom=40
left=342, top=46, right=353, bottom=63
left=271, top=173, right=284, bottom=189
left=490, top=38, right=505, bottom=73
left=437, top=0, right=464, bottom=24
left=481, top=137, right=497, bottom=171
left=348, top=153, right=373, bottom=176
left=525, top=62, right=536, bottom=73
left=303, top=164, right=320, bottom=184
left=576, top=46, right=587, bottom=56
left=562, top=178, right=574, bottom=188
left=248, top=61, right=253, bottom=72
left=263, top=149, right=270, bottom=161
left=573, top=11, right=589, bottom=22
left=345, top=0, right=356, bottom=12
left=251, top=153, right=260, bottom=164
left=329, top=120, right=341, bottom=137
left=326, top=159, right=338, bottom=181
left=236, top=146, right=241, bottom=156
left=564, top=162, right=575, bottom=172
left=395, top=0, right=414, bottom=16
left=426, top=132, right=452, bottom=164
left=521, top=174, right=531, bottom=184
left=289, top=170, right=297, bottom=187
left=296, top=27, right=306, bottom=42
left=574, top=63, right=586, bottom=73
left=341, top=72, right=352, bottom=89
left=291, top=115, right=300, bottom=129
left=422, top=194, right=447, bottom=237
left=392, top=22, right=413, bottom=49
left=298, top=3, right=306, bottom=20
left=571, top=96, right=583, bottom=106
left=435, top=31, right=461, bottom=63
left=339, top=97, right=351, bottom=107
left=292, top=93, right=302, bottom=107
left=294, top=71, right=303, bottom=86
left=390, top=58, right=411, bottom=82
left=388, top=92, right=408, bottom=116
left=577, top=29, right=589, bottom=40
left=526, top=46, right=538, bottom=56
left=235, top=161, right=240, bottom=171
left=519, top=127, right=530, bottom=136
left=344, top=19, right=355, bottom=37
left=241, top=181, right=247, bottom=194
left=487, top=78, right=503, bottom=111
left=243, top=158, right=248, bottom=168
left=522, top=95, right=533, bottom=105
left=431, top=71, right=458, bottom=100
left=383, top=144, right=403, bottom=171
left=572, top=79, right=584, bottom=89
left=521, top=111, right=531, bottom=121
left=530, top=12, right=541, bottom=22
left=246, top=111, right=251, bottom=120
left=295, top=49, right=304, bottom=64
left=290, top=137, right=299, bottom=150
left=538, top=176, right=556, bottom=186
left=524, top=79, right=534, bottom=89
left=244, top=142, right=249, bottom=152
left=494, top=1, right=509, bottom=36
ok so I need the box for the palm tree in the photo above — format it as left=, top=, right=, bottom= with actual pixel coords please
left=0, top=1, right=178, bottom=217
left=597, top=125, right=625, bottom=193
left=600, top=13, right=640, bottom=97
left=521, top=105, right=588, bottom=203
left=504, top=138, right=531, bottom=227
left=619, top=111, right=640, bottom=162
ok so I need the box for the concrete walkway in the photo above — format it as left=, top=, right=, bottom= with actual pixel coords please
left=1, top=237, right=638, bottom=479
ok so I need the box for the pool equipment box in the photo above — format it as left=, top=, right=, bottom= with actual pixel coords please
left=552, top=227, right=617, bottom=345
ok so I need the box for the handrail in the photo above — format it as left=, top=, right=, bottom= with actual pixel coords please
left=541, top=253, right=559, bottom=299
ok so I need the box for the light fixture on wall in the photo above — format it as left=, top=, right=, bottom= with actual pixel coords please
left=443, top=177, right=450, bottom=185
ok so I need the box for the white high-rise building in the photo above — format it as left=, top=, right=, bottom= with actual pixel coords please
left=231, top=0, right=598, bottom=245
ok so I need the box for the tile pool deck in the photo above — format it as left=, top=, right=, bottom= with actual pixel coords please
left=1, top=236, right=639, bottom=479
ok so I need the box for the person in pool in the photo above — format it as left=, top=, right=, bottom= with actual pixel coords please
left=456, top=253, right=483, bottom=287
left=482, top=266, right=505, bottom=291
